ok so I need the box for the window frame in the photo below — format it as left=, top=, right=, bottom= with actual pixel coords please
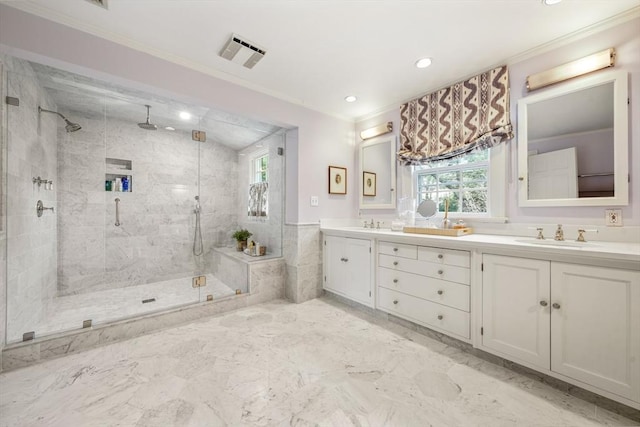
left=410, top=145, right=507, bottom=221
left=251, top=151, right=269, bottom=184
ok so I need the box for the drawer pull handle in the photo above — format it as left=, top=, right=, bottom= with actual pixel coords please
left=437, top=269, right=444, bottom=275
left=552, top=302, right=561, bottom=309
left=539, top=300, right=548, bottom=307
left=393, top=279, right=398, bottom=283
left=393, top=247, right=398, bottom=252
left=438, top=254, right=443, bottom=259
left=437, top=315, right=443, bottom=320
left=393, top=261, right=399, bottom=266
left=393, top=299, right=398, bottom=305
left=437, top=290, right=443, bottom=295
left=344, top=258, right=348, bottom=262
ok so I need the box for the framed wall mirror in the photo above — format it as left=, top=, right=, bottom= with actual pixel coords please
left=517, top=69, right=628, bottom=207
left=359, top=136, right=397, bottom=209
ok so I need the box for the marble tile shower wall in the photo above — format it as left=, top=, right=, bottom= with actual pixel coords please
left=237, top=134, right=284, bottom=256
left=284, top=224, right=323, bottom=303
left=3, top=56, right=58, bottom=342
left=57, top=113, right=239, bottom=296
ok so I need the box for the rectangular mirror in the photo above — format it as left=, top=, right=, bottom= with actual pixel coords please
left=517, top=69, right=628, bottom=207
left=359, top=136, right=397, bottom=209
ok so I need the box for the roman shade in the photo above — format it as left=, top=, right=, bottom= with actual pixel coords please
left=398, top=65, right=513, bottom=165
left=248, top=182, right=268, bottom=218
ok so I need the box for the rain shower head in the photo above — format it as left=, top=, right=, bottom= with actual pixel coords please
left=138, top=105, right=157, bottom=130
left=38, top=106, right=82, bottom=133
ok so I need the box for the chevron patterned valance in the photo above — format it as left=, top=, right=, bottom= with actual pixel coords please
left=398, top=65, right=513, bottom=165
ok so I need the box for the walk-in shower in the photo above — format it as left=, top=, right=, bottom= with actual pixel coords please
left=38, top=106, right=82, bottom=132
left=3, top=58, right=285, bottom=345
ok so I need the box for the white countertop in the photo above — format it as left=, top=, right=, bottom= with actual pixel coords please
left=320, top=225, right=640, bottom=270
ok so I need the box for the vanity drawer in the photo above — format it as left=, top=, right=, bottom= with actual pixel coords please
left=418, top=246, right=470, bottom=268
left=378, top=267, right=469, bottom=312
left=378, top=287, right=470, bottom=339
left=379, top=241, right=417, bottom=259
left=379, top=254, right=470, bottom=285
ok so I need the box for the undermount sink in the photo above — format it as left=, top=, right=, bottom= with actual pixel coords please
left=515, top=238, right=597, bottom=248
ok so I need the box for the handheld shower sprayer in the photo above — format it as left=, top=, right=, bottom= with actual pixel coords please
left=193, top=196, right=203, bottom=256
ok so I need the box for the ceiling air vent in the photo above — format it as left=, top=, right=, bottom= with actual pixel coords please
left=84, top=0, right=108, bottom=10
left=219, top=34, right=266, bottom=69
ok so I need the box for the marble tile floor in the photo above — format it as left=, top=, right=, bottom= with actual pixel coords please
left=8, top=274, right=236, bottom=344
left=1, top=297, right=638, bottom=427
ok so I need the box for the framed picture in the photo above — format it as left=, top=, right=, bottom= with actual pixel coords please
left=363, top=171, right=376, bottom=196
left=328, top=166, right=347, bottom=194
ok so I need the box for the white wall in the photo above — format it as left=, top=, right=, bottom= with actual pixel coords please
left=355, top=17, right=640, bottom=226
left=0, top=4, right=356, bottom=225
left=508, top=17, right=639, bottom=225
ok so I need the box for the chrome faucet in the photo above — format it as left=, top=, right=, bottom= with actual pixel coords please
left=370, top=218, right=375, bottom=228
left=554, top=224, right=564, bottom=241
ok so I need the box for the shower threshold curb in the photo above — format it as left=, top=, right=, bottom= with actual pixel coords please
left=1, top=288, right=282, bottom=372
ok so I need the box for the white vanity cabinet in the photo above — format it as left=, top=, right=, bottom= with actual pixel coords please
left=323, top=235, right=373, bottom=307
left=377, top=241, right=471, bottom=340
left=481, top=254, right=640, bottom=405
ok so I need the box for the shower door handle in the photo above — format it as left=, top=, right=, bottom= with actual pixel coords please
left=114, top=198, right=121, bottom=226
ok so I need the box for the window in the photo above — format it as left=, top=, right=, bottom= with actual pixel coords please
left=253, top=153, right=268, bottom=184
left=248, top=152, right=269, bottom=218
left=414, top=150, right=489, bottom=214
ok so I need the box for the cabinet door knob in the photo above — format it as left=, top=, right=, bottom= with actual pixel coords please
left=393, top=299, right=398, bottom=305
left=393, top=261, right=398, bottom=266
left=552, top=302, right=561, bottom=309
left=437, top=254, right=444, bottom=259
left=437, top=290, right=444, bottom=295
left=344, top=258, right=348, bottom=262
left=437, top=315, right=443, bottom=320
left=437, top=269, right=444, bottom=275
left=393, top=247, right=398, bottom=252
left=539, top=300, right=548, bottom=307
left=393, top=279, right=398, bottom=283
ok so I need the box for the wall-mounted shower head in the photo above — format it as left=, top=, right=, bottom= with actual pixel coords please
left=138, top=105, right=157, bottom=130
left=38, top=106, right=82, bottom=133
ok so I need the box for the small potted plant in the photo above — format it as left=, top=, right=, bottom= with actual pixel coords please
left=232, top=229, right=252, bottom=252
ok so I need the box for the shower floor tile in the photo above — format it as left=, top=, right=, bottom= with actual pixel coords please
left=1, top=297, right=637, bottom=426
left=8, top=274, right=235, bottom=343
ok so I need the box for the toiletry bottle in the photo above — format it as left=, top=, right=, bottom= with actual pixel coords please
left=122, top=176, right=129, bottom=192
left=255, top=242, right=261, bottom=256
left=105, top=180, right=112, bottom=191
left=115, top=177, right=121, bottom=192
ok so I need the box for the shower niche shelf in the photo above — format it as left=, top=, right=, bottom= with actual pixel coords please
left=105, top=158, right=132, bottom=192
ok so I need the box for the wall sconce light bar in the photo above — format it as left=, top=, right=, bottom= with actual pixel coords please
left=360, top=121, right=393, bottom=140
left=526, top=48, right=615, bottom=91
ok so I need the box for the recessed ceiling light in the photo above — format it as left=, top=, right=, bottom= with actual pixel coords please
left=179, top=111, right=191, bottom=120
left=165, top=126, right=175, bottom=131
left=542, top=0, right=562, bottom=5
left=344, top=95, right=357, bottom=103
left=415, top=58, right=433, bottom=69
